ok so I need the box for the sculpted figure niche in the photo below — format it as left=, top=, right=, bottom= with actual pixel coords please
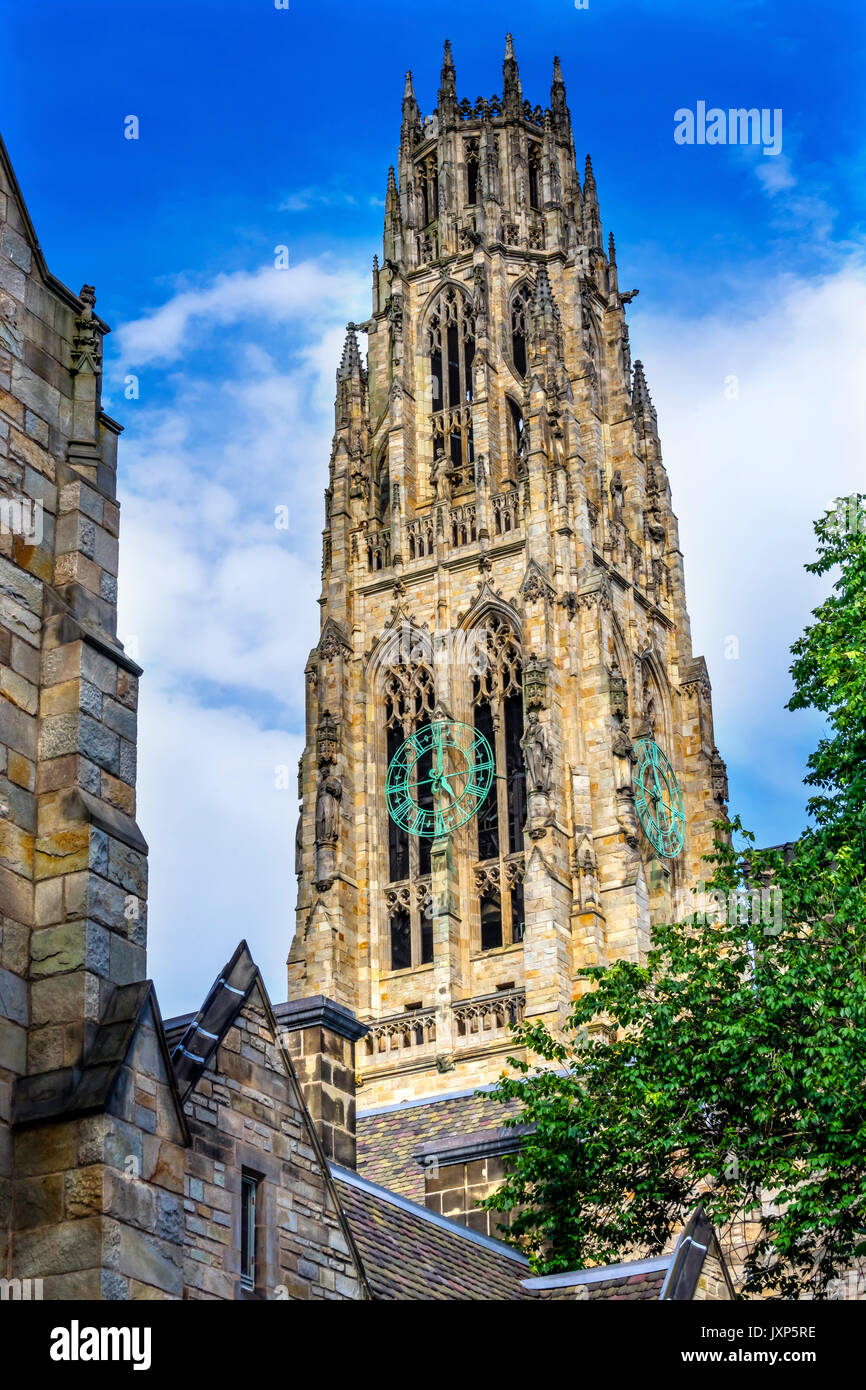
left=314, top=771, right=343, bottom=890
left=521, top=710, right=552, bottom=794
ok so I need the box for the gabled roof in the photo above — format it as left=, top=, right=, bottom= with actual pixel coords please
left=13, top=979, right=187, bottom=1141
left=172, top=940, right=374, bottom=1299
left=168, top=939, right=258, bottom=1101
left=332, top=1164, right=534, bottom=1301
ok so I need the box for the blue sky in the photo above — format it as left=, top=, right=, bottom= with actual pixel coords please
left=3, top=0, right=865, bottom=1014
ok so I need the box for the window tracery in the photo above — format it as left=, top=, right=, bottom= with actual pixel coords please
left=429, top=285, right=475, bottom=473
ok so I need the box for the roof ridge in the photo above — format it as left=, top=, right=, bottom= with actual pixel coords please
left=331, top=1162, right=530, bottom=1266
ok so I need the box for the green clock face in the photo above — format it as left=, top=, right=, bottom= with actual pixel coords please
left=386, top=720, right=495, bottom=839
left=633, top=737, right=685, bottom=858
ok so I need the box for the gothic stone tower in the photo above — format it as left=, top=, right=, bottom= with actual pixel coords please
left=288, top=38, right=728, bottom=1107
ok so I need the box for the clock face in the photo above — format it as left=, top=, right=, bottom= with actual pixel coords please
left=386, top=720, right=495, bottom=839
left=633, top=737, right=685, bottom=858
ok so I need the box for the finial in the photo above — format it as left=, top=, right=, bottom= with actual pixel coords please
left=387, top=164, right=397, bottom=191
left=553, top=55, right=564, bottom=82
left=608, top=232, right=617, bottom=265
left=505, top=33, right=515, bottom=59
left=404, top=70, right=415, bottom=99
left=443, top=38, right=454, bottom=67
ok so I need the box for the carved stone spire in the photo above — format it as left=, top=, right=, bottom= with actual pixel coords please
left=401, top=70, right=421, bottom=147
left=550, top=54, right=569, bottom=135
left=439, top=38, right=458, bottom=125
left=383, top=164, right=402, bottom=263
left=529, top=265, right=564, bottom=379
left=338, top=324, right=362, bottom=380
left=632, top=360, right=658, bottom=433
left=502, top=32, right=522, bottom=118
left=608, top=231, right=619, bottom=294
left=583, top=154, right=602, bottom=249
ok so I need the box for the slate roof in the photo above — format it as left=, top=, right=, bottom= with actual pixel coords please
left=357, top=1087, right=521, bottom=1201
left=332, top=1165, right=534, bottom=1300
left=525, top=1257, right=671, bottom=1300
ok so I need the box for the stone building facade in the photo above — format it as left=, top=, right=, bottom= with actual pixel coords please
left=288, top=38, right=728, bottom=1108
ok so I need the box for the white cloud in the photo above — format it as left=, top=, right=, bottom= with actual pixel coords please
left=749, top=148, right=837, bottom=243
left=115, top=258, right=368, bottom=365
left=113, top=258, right=371, bottom=1011
left=136, top=683, right=302, bottom=1018
left=279, top=187, right=359, bottom=212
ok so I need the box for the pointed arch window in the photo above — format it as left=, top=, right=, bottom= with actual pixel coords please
left=428, top=286, right=475, bottom=473
left=528, top=144, right=541, bottom=211
left=506, top=397, right=526, bottom=475
left=511, top=284, right=530, bottom=378
left=382, top=658, right=436, bottom=970
left=465, top=138, right=479, bottom=206
left=418, top=153, right=439, bottom=227
left=377, top=446, right=391, bottom=524
left=471, top=615, right=526, bottom=952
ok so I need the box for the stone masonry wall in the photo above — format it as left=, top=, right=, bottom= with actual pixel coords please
left=182, top=988, right=365, bottom=1300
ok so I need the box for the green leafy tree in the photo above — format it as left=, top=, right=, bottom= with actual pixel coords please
left=483, top=497, right=866, bottom=1298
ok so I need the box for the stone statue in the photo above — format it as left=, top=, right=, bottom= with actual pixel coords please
left=611, top=716, right=636, bottom=792
left=295, top=803, right=304, bottom=876
left=610, top=469, right=625, bottom=525
left=473, top=263, right=489, bottom=334
left=521, top=711, right=552, bottom=794
left=315, top=773, right=342, bottom=844
left=430, top=446, right=449, bottom=501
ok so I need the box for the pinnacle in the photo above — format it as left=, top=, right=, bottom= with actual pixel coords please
left=584, top=154, right=597, bottom=189
left=339, top=324, right=362, bottom=377
left=553, top=55, right=564, bottom=83
left=632, top=360, right=653, bottom=410
left=387, top=164, right=397, bottom=192
left=504, top=33, right=515, bottom=60
left=443, top=37, right=454, bottom=68
left=608, top=231, right=617, bottom=263
left=403, top=70, right=415, bottom=100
